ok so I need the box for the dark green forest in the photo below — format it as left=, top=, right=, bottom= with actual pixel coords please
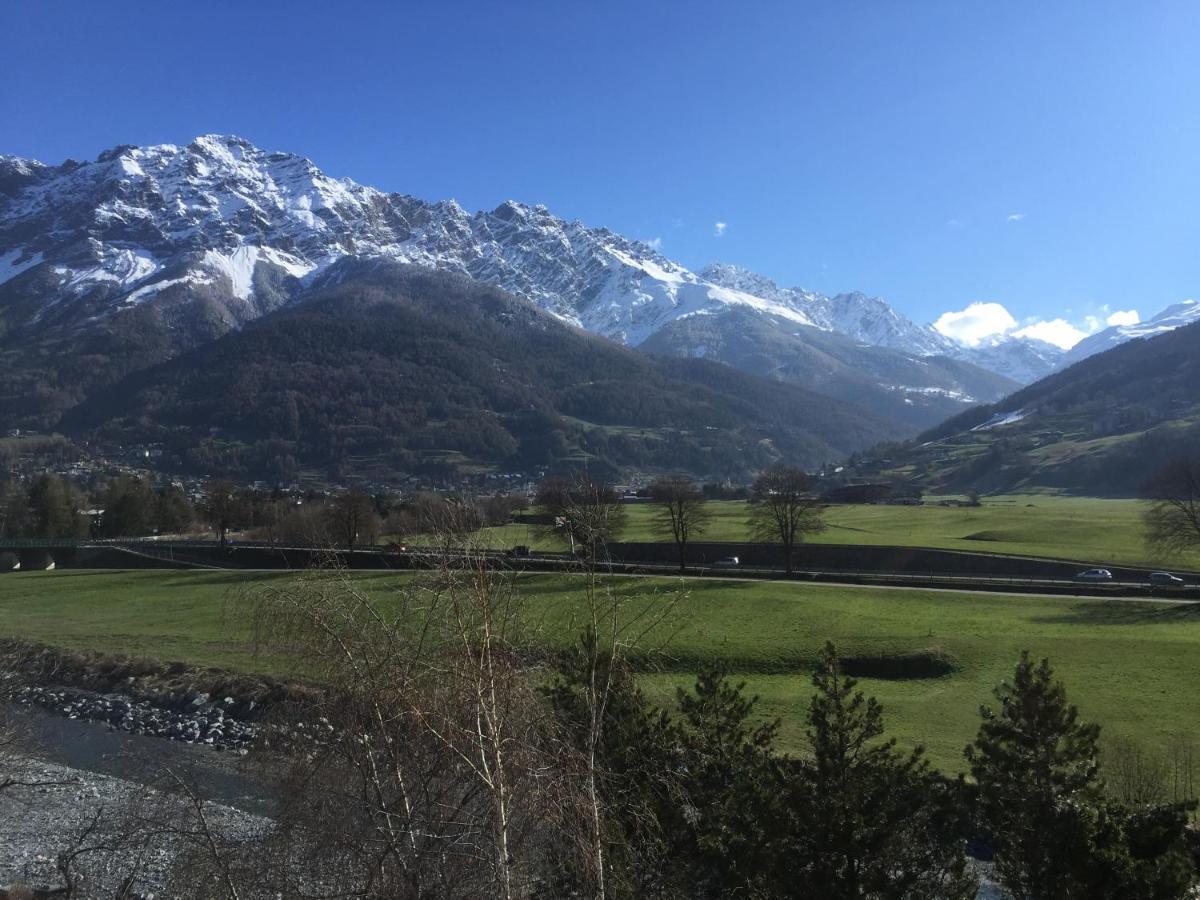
left=62, top=264, right=903, bottom=480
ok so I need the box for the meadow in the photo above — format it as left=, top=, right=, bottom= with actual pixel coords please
left=476, top=494, right=1198, bottom=570
left=3, top=567, right=1198, bottom=772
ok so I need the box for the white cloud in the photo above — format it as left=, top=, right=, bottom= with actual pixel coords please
left=645, top=236, right=663, bottom=250
left=934, top=298, right=1132, bottom=352
left=713, top=221, right=727, bottom=237
left=1013, top=318, right=1089, bottom=349
left=933, top=302, right=1018, bottom=346
left=946, top=218, right=962, bottom=228
left=1006, top=213, right=1025, bottom=222
left=671, top=218, right=685, bottom=229
left=1106, top=309, right=1140, bottom=327
left=931, top=303, right=1017, bottom=345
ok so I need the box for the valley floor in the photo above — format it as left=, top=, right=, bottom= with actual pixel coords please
left=2, top=568, right=1198, bottom=772
left=471, top=494, right=1200, bottom=570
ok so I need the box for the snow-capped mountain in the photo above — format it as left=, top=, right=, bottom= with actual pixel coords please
left=0, top=135, right=819, bottom=348
left=948, top=335, right=1065, bottom=384
left=0, top=134, right=1020, bottom=436
left=699, top=262, right=1070, bottom=383
left=700, top=263, right=955, bottom=356
left=1, top=135, right=1190, bottom=440
left=1063, top=299, right=1200, bottom=365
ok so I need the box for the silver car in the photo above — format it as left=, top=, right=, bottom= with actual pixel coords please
left=1149, top=571, right=1184, bottom=587
left=1075, top=568, right=1114, bottom=582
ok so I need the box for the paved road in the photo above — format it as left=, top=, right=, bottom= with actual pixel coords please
left=621, top=571, right=1200, bottom=605
left=31, top=564, right=1198, bottom=606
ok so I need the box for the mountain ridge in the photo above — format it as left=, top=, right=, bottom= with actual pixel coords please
left=1, top=134, right=1194, bottom=449
left=0, top=135, right=1013, bottom=437
left=61, top=262, right=900, bottom=480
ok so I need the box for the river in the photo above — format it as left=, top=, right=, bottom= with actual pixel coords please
left=11, top=703, right=275, bottom=816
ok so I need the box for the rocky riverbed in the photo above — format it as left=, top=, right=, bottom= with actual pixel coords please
left=13, top=684, right=259, bottom=751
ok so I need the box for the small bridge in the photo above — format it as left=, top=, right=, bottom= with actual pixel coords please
left=0, top=538, right=223, bottom=571
left=0, top=538, right=105, bottom=570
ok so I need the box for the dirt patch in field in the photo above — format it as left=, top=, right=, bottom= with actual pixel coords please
left=840, top=648, right=959, bottom=679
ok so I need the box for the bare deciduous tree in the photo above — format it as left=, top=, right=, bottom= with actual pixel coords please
left=236, top=542, right=574, bottom=898
left=648, top=476, right=711, bottom=572
left=1142, top=457, right=1200, bottom=557
left=542, top=528, right=682, bottom=900
left=1166, top=733, right=1197, bottom=806
left=328, top=488, right=381, bottom=551
left=201, top=480, right=242, bottom=547
left=1103, top=736, right=1169, bottom=806
left=747, top=466, right=824, bottom=574
left=536, top=474, right=626, bottom=564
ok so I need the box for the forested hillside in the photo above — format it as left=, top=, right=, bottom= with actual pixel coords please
left=855, top=319, right=1200, bottom=495
left=65, top=263, right=902, bottom=480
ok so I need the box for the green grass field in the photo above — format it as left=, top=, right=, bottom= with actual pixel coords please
left=472, top=494, right=1198, bottom=570
left=3, top=568, right=1197, bottom=772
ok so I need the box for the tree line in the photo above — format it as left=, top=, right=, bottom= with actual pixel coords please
left=0, top=473, right=531, bottom=549
left=539, top=466, right=825, bottom=573
left=8, top=451, right=1200, bottom=568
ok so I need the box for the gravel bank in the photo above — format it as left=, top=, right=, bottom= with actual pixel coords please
left=0, top=758, right=269, bottom=896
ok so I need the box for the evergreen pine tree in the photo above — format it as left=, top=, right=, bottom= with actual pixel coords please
left=670, top=666, right=784, bottom=898
left=967, top=652, right=1196, bottom=899
left=781, top=643, right=976, bottom=899
left=966, top=652, right=1102, bottom=899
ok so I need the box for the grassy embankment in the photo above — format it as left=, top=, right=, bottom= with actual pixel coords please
left=470, top=494, right=1197, bottom=570
left=3, top=567, right=1198, bottom=772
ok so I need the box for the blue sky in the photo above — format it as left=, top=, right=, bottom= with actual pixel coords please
left=3, top=0, right=1197, bottom=342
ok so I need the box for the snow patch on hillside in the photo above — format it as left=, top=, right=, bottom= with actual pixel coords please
left=123, top=272, right=216, bottom=305
left=0, top=248, right=43, bottom=285
left=971, top=409, right=1027, bottom=431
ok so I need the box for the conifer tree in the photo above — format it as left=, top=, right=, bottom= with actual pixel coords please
left=967, top=652, right=1196, bottom=899
left=781, top=643, right=976, bottom=899
left=966, top=652, right=1102, bottom=898
left=670, top=666, right=783, bottom=898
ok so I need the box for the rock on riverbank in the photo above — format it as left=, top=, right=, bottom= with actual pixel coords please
left=13, top=685, right=258, bottom=751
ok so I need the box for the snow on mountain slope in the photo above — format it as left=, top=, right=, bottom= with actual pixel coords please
left=1064, top=299, right=1200, bottom=364
left=0, top=248, right=44, bottom=285
left=698, top=262, right=1070, bottom=383
left=700, top=263, right=954, bottom=354
left=1, top=134, right=1188, bottom=415
left=950, top=334, right=1065, bottom=384
left=0, top=137, right=816, bottom=349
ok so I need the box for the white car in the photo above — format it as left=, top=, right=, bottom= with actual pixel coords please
left=712, top=556, right=741, bottom=569
left=1075, top=568, right=1114, bottom=583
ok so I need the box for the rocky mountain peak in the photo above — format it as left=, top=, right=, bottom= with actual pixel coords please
left=0, top=134, right=1189, bottom=409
